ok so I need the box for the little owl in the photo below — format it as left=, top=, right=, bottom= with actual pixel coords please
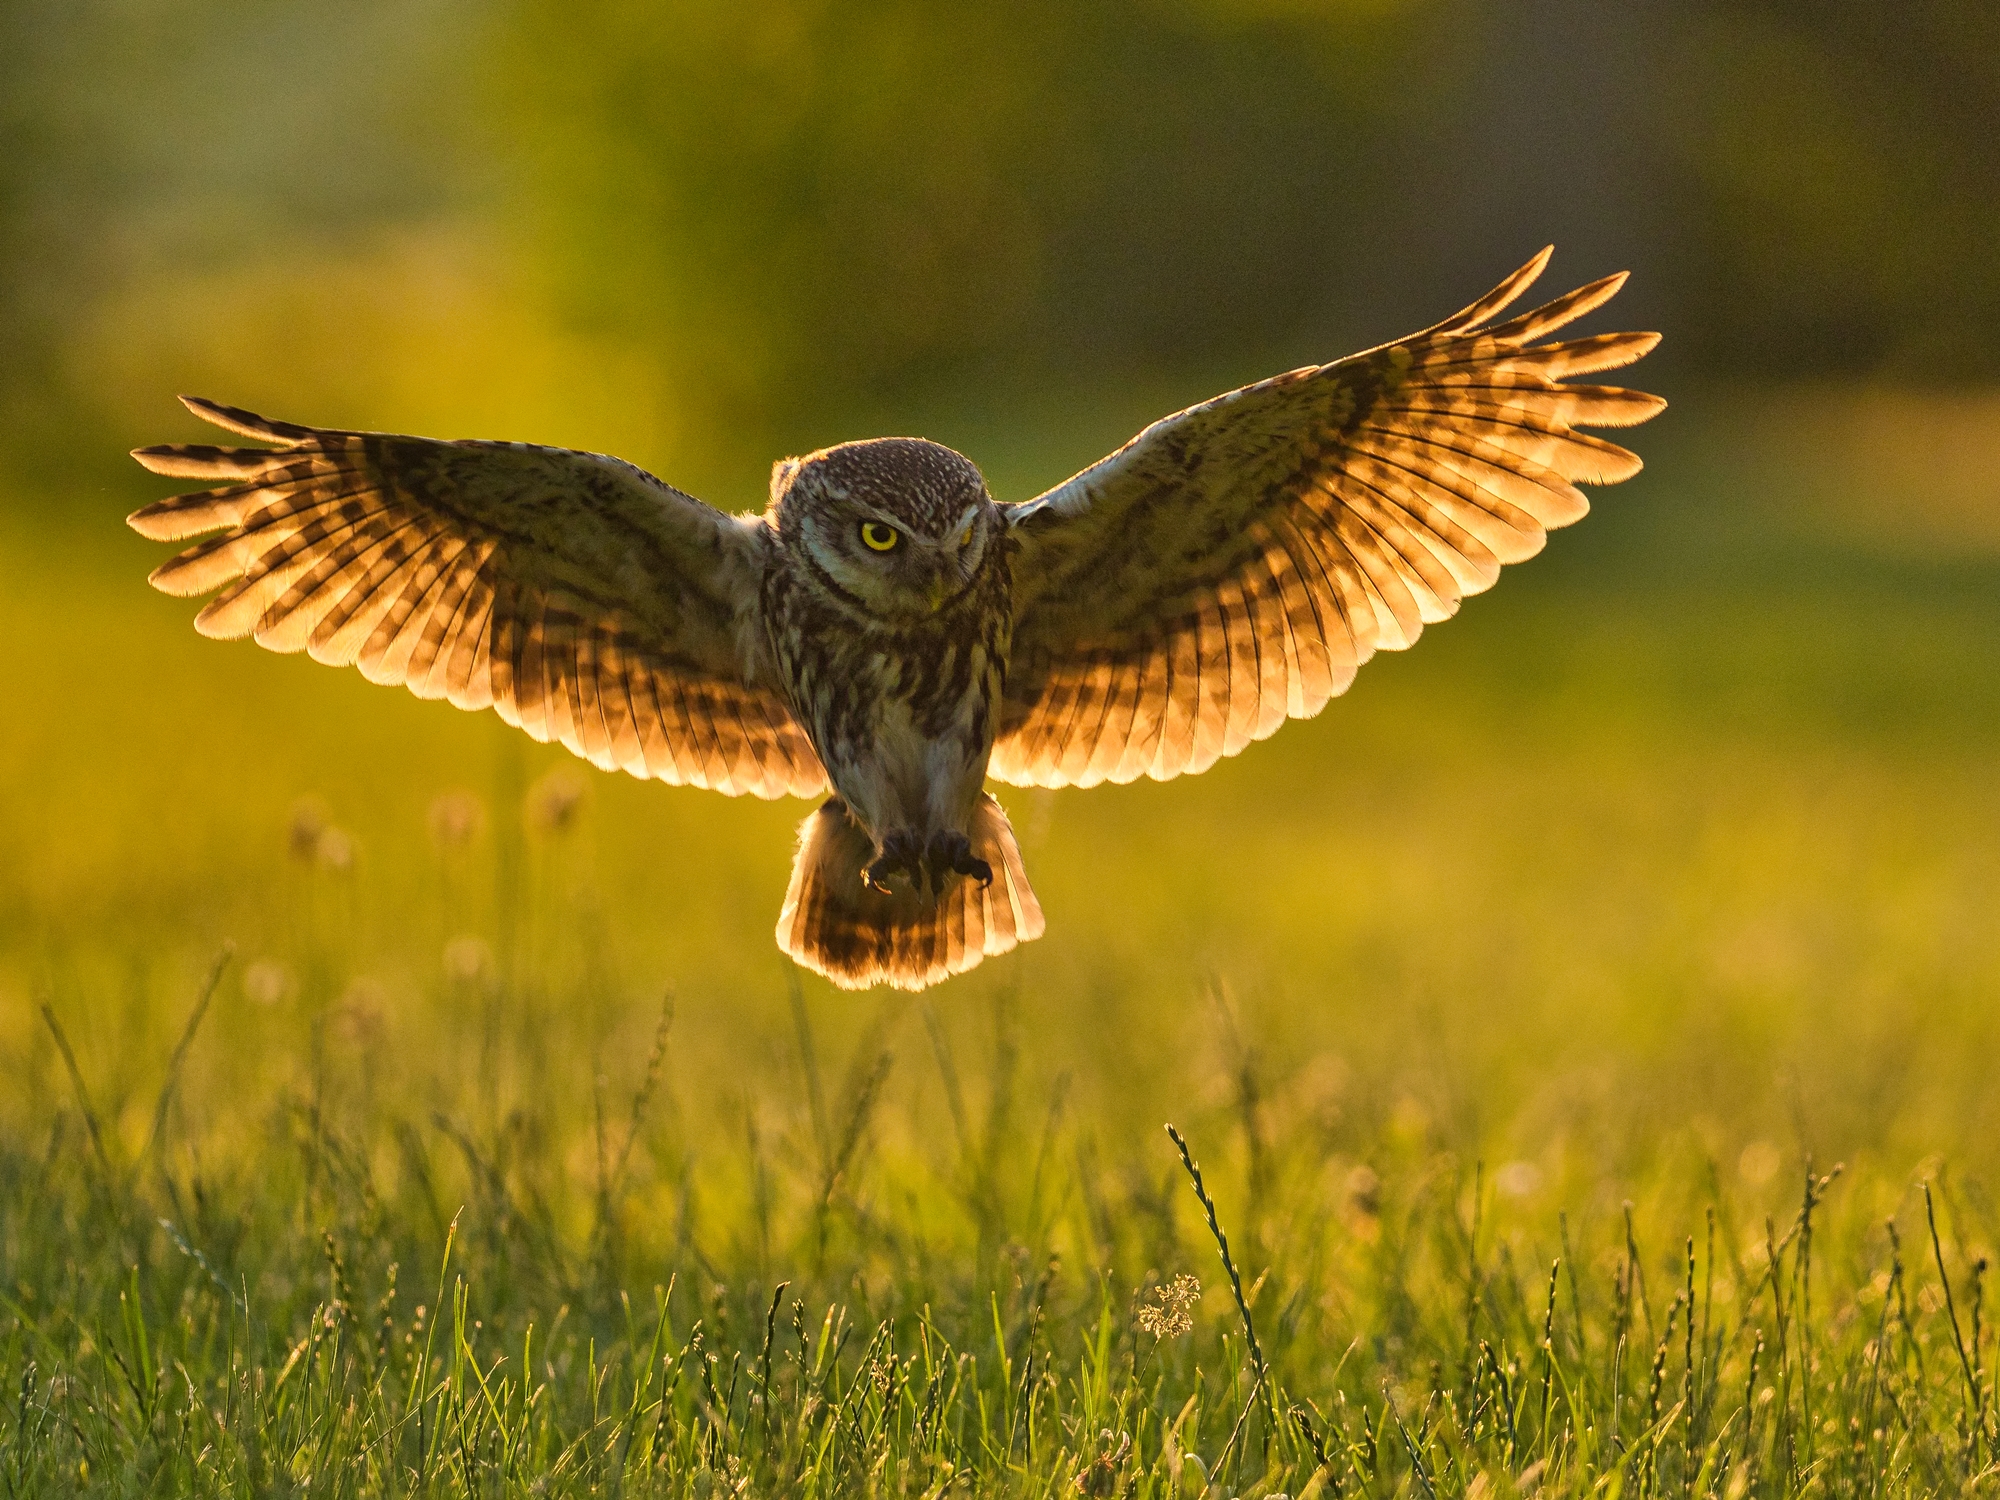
left=128, top=249, right=1662, bottom=991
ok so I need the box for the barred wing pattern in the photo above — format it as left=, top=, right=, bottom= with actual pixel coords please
left=129, top=399, right=826, bottom=799
left=990, top=248, right=1663, bottom=790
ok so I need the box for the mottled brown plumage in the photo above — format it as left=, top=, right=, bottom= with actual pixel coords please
left=127, top=248, right=1661, bottom=991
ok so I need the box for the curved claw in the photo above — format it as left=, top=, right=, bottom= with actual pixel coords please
left=867, top=828, right=996, bottom=899
left=923, top=830, right=992, bottom=893
left=864, top=829, right=924, bottom=896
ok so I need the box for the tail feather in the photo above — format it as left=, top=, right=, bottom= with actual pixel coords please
left=777, top=794, right=1045, bottom=991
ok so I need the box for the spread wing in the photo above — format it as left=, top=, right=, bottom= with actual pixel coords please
left=990, top=248, right=1663, bottom=790
left=128, top=397, right=826, bottom=799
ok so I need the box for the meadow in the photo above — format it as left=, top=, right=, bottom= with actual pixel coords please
left=3, top=386, right=2000, bottom=1495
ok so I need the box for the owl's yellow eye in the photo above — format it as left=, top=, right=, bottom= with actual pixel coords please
left=859, top=521, right=901, bottom=552
left=956, top=527, right=974, bottom=550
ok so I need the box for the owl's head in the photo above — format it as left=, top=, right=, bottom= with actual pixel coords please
left=770, top=438, right=1002, bottom=618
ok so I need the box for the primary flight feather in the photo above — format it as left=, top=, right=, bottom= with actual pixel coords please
left=129, top=248, right=1662, bottom=991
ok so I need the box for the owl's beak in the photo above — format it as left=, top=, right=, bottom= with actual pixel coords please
left=925, top=569, right=952, bottom=613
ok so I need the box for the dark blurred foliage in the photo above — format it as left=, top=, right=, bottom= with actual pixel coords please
left=2, top=0, right=1995, bottom=483
left=1663, top=0, right=2000, bottom=378
left=490, top=0, right=1465, bottom=449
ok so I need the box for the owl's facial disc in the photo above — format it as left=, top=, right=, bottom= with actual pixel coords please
left=793, top=492, right=992, bottom=619
left=778, top=438, right=995, bottom=617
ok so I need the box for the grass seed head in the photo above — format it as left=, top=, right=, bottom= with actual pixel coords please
left=286, top=796, right=328, bottom=861
left=526, top=765, right=587, bottom=834
left=1138, top=1274, right=1201, bottom=1339
left=243, top=959, right=292, bottom=1007
left=442, top=935, right=493, bottom=984
left=427, top=789, right=485, bottom=850
left=316, top=826, right=355, bottom=872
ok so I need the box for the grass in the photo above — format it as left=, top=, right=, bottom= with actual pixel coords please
left=4, top=387, right=2000, bottom=1494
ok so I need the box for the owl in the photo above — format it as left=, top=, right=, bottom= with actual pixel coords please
left=128, top=248, right=1661, bottom=991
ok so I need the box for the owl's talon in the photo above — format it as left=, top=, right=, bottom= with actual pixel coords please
left=870, top=829, right=994, bottom=898
left=865, top=830, right=924, bottom=895
left=923, top=831, right=992, bottom=892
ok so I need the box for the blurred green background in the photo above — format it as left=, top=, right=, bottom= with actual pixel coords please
left=4, top=0, right=2000, bottom=1239
left=7, top=0, right=2000, bottom=495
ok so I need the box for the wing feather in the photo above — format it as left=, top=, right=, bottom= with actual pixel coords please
left=363, top=533, right=469, bottom=684
left=1263, top=529, right=1328, bottom=717
left=1130, top=638, right=1173, bottom=780
left=452, top=581, right=498, bottom=712
left=1273, top=514, right=1360, bottom=696
left=991, top=249, right=1661, bottom=788
left=1154, top=621, right=1199, bottom=782
left=1243, top=557, right=1291, bottom=741
left=1097, top=649, right=1149, bottom=784
left=296, top=518, right=428, bottom=661
left=130, top=400, right=825, bottom=799
left=626, top=657, right=677, bottom=780
left=1189, top=593, right=1230, bottom=775
left=1218, top=575, right=1262, bottom=755
left=592, top=626, right=643, bottom=775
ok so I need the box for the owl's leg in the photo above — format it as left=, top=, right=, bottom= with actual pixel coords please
left=863, top=829, right=924, bottom=895
left=923, top=830, right=992, bottom=896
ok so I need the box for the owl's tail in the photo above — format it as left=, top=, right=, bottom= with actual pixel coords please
left=776, top=794, right=1045, bottom=991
